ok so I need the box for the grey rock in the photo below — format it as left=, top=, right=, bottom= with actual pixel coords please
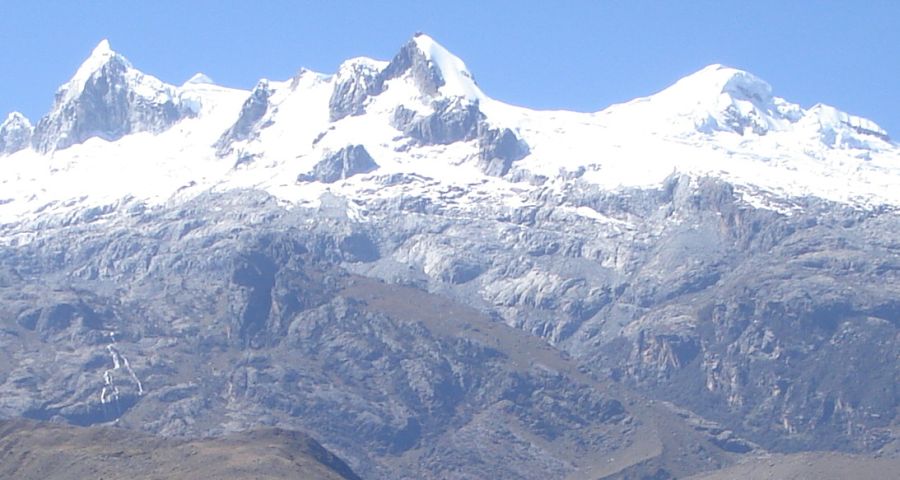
left=0, top=266, right=21, bottom=287
left=0, top=188, right=756, bottom=479
left=392, top=100, right=481, bottom=145
left=327, top=34, right=449, bottom=125
left=0, top=112, right=33, bottom=155
left=391, top=99, right=528, bottom=176
left=215, top=80, right=274, bottom=157
left=31, top=49, right=194, bottom=153
left=377, top=33, right=445, bottom=97
left=265, top=35, right=527, bottom=180
left=478, top=127, right=529, bottom=176
left=298, top=145, right=379, bottom=184
left=329, top=60, right=383, bottom=122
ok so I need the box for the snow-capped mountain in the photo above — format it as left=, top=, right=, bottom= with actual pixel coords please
left=30, top=39, right=198, bottom=154
left=0, top=34, right=898, bottom=479
left=0, top=34, right=896, bottom=226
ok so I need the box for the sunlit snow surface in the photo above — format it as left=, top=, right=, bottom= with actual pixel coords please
left=1, top=35, right=898, bottom=229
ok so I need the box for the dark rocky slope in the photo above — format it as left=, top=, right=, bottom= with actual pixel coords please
left=0, top=177, right=896, bottom=477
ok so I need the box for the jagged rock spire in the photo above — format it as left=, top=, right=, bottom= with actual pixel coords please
left=31, top=39, right=197, bottom=153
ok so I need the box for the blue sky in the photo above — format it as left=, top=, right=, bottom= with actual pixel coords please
left=1, top=1, right=897, bottom=136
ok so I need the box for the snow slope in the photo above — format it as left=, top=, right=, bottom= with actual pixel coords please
left=0, top=35, right=897, bottom=228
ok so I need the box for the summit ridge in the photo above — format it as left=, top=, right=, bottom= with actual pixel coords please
left=0, top=34, right=896, bottom=221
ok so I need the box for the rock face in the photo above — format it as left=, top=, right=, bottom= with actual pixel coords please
left=324, top=34, right=527, bottom=176
left=0, top=190, right=754, bottom=480
left=298, top=145, right=378, bottom=183
left=327, top=34, right=462, bottom=124
left=216, top=79, right=274, bottom=157
left=31, top=40, right=196, bottom=153
left=0, top=112, right=33, bottom=155
left=392, top=99, right=481, bottom=145
left=392, top=99, right=528, bottom=175
left=328, top=59, right=385, bottom=122
left=377, top=34, right=447, bottom=97
left=0, top=179, right=897, bottom=478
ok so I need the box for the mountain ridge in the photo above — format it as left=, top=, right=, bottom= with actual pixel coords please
left=0, top=33, right=897, bottom=479
left=0, top=34, right=900, bottom=224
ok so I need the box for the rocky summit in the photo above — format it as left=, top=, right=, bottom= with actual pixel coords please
left=0, top=34, right=897, bottom=479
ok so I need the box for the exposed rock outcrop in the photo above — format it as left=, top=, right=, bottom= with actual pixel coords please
left=0, top=112, right=33, bottom=155
left=215, top=79, right=274, bottom=157
left=392, top=99, right=528, bottom=175
left=31, top=40, right=196, bottom=153
left=298, top=145, right=379, bottom=183
left=328, top=59, right=386, bottom=122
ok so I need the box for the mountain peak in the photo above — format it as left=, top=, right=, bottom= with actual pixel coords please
left=0, top=111, right=33, bottom=155
left=673, top=64, right=773, bottom=105
left=409, top=34, right=481, bottom=100
left=377, top=34, right=482, bottom=101
left=92, top=38, right=113, bottom=57
left=615, top=63, right=800, bottom=136
left=81, top=38, right=128, bottom=73
left=59, top=39, right=133, bottom=105
left=184, top=72, right=215, bottom=85
left=32, top=40, right=192, bottom=153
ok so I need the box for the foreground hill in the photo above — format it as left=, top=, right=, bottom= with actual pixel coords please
left=0, top=419, right=360, bottom=480
left=687, top=451, right=900, bottom=480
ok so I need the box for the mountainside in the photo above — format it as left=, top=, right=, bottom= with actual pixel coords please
left=685, top=451, right=900, bottom=480
left=30, top=40, right=197, bottom=153
left=0, top=34, right=897, bottom=479
left=0, top=418, right=361, bottom=480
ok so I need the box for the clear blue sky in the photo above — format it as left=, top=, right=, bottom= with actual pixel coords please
left=1, top=1, right=897, bottom=136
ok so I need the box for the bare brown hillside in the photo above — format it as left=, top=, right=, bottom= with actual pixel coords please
left=0, top=419, right=360, bottom=480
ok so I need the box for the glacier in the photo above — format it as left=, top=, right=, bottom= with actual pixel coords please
left=0, top=33, right=896, bottom=230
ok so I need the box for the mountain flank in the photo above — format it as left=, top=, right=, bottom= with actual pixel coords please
left=0, top=418, right=361, bottom=480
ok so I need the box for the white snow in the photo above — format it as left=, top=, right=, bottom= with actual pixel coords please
left=0, top=74, right=247, bottom=224
left=806, top=103, right=888, bottom=138
left=2, top=111, right=31, bottom=127
left=337, top=56, right=389, bottom=73
left=184, top=72, right=215, bottom=85
left=412, top=33, right=484, bottom=101
left=591, top=64, right=803, bottom=137
left=1, top=37, right=898, bottom=234
left=569, top=206, right=635, bottom=230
